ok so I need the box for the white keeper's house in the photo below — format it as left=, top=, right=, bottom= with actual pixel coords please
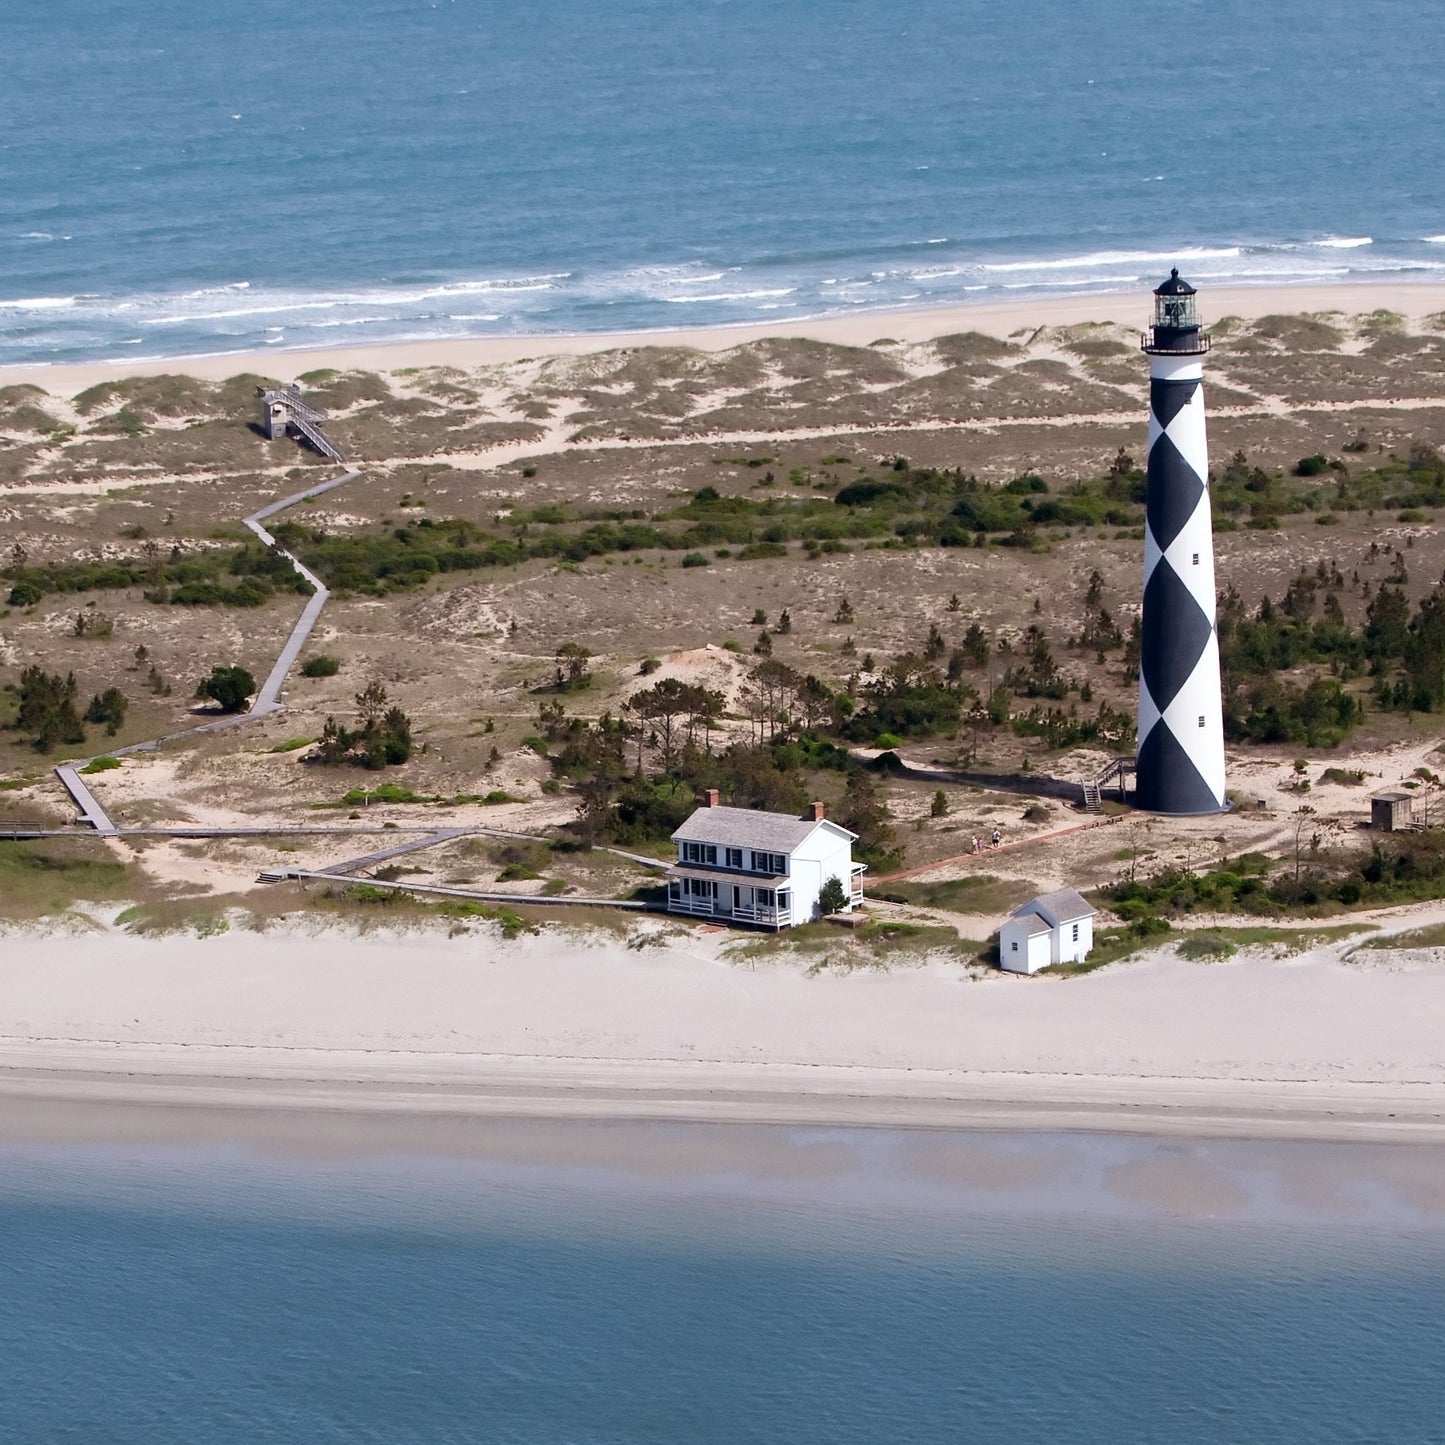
left=666, top=790, right=865, bottom=928
left=998, top=888, right=1096, bottom=974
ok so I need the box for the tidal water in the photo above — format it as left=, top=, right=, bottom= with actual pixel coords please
left=3, top=1130, right=1444, bottom=1444
left=2, top=0, right=1443, bottom=366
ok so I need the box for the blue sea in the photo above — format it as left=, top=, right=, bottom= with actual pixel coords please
left=2, top=0, right=1443, bottom=368
left=4, top=1126, right=1445, bottom=1443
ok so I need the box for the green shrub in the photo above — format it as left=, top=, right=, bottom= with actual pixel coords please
left=15, top=666, right=86, bottom=751
left=834, top=479, right=908, bottom=508
left=195, top=665, right=255, bottom=714
left=337, top=783, right=428, bottom=805
left=83, top=687, right=127, bottom=736
left=498, top=862, right=540, bottom=881
left=301, top=655, right=341, bottom=678
left=680, top=552, right=709, bottom=567
left=1177, top=932, right=1237, bottom=961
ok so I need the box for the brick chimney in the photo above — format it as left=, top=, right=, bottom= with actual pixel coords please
left=702, top=788, right=720, bottom=807
left=807, top=801, right=826, bottom=822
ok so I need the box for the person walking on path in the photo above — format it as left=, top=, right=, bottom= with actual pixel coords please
left=992, top=828, right=1002, bottom=849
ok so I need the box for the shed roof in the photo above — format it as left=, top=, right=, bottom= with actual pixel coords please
left=672, top=805, right=855, bottom=851
left=1372, top=791, right=1413, bottom=803
left=1005, top=914, right=1052, bottom=939
left=1015, top=887, right=1095, bottom=925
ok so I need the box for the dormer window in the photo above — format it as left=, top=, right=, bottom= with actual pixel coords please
left=725, top=847, right=743, bottom=868
left=681, top=842, right=717, bottom=865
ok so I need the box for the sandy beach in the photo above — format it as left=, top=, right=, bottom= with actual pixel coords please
left=3, top=917, right=1444, bottom=1145
left=4, top=282, right=1443, bottom=393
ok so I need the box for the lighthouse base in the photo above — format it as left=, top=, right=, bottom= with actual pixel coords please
left=1134, top=724, right=1227, bottom=816
left=1130, top=794, right=1232, bottom=818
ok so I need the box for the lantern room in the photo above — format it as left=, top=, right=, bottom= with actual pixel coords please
left=1141, top=268, right=1210, bottom=355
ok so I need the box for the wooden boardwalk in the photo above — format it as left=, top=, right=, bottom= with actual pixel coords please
left=259, top=385, right=345, bottom=463
left=46, top=416, right=354, bottom=836
left=258, top=867, right=653, bottom=912
left=13, top=390, right=679, bottom=906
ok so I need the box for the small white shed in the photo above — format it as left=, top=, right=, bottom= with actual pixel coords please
left=999, top=888, right=1096, bottom=973
left=999, top=912, right=1053, bottom=974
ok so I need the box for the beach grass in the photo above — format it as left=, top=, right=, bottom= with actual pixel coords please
left=0, top=840, right=137, bottom=918
left=269, top=737, right=314, bottom=754
left=1176, top=923, right=1375, bottom=961
left=871, top=874, right=1037, bottom=916
left=325, top=880, right=540, bottom=939
left=1042, top=924, right=1164, bottom=976
left=115, top=900, right=232, bottom=937
left=726, top=917, right=977, bottom=970
left=1355, top=921, right=1445, bottom=951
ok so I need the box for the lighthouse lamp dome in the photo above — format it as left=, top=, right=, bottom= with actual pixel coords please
left=1142, top=267, right=1209, bottom=355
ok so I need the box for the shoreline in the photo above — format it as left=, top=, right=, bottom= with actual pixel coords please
left=2, top=1057, right=1443, bottom=1147
left=4, top=280, right=1443, bottom=392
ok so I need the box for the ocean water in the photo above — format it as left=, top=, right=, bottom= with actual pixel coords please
left=3, top=1129, right=1445, bottom=1443
left=1, top=0, right=1443, bottom=367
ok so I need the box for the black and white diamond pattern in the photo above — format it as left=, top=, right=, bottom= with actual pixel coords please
left=1136, top=360, right=1226, bottom=814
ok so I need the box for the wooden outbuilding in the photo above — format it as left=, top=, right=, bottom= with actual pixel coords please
left=1371, top=791, right=1414, bottom=832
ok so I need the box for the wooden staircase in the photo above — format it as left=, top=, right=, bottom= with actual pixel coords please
left=1082, top=756, right=1135, bottom=813
left=259, top=384, right=346, bottom=463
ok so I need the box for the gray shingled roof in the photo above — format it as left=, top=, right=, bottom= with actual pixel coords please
left=672, top=804, right=854, bottom=851
left=669, top=865, right=789, bottom=886
left=1014, top=888, right=1095, bottom=924
left=1008, top=914, right=1052, bottom=938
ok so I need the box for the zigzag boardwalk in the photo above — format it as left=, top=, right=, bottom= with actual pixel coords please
left=48, top=401, right=354, bottom=834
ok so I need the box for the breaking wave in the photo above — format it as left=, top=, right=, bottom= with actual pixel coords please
left=2, top=236, right=1440, bottom=367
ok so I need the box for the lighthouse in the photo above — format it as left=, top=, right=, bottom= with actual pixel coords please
left=1135, top=269, right=1226, bottom=814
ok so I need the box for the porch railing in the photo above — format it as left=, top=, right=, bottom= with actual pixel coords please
left=667, top=893, right=790, bottom=927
